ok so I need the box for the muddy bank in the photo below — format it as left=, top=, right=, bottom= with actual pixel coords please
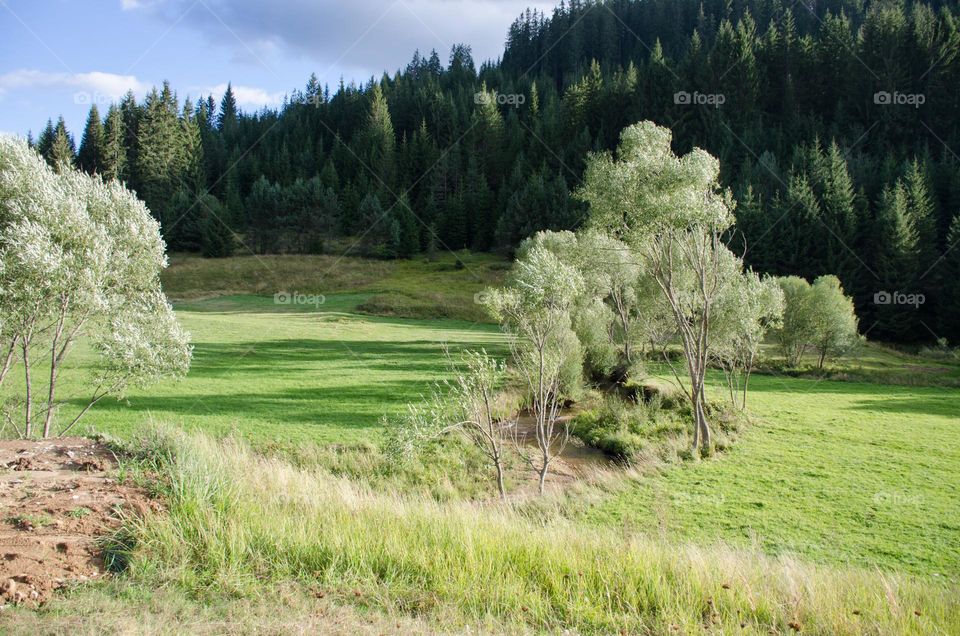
left=510, top=409, right=613, bottom=476
left=0, top=438, right=154, bottom=606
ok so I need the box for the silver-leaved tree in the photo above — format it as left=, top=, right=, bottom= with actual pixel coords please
left=0, top=137, right=191, bottom=438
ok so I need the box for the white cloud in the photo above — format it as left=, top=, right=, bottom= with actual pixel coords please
left=0, top=70, right=148, bottom=106
left=201, top=83, right=286, bottom=109
left=121, top=0, right=161, bottom=10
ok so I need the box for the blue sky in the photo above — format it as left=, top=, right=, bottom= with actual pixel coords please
left=0, top=0, right=554, bottom=138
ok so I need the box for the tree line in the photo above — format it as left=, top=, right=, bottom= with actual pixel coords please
left=31, top=0, right=960, bottom=343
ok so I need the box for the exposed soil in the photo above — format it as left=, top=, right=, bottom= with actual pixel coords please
left=512, top=409, right=613, bottom=479
left=0, top=437, right=153, bottom=607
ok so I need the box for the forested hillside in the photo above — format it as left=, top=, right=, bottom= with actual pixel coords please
left=31, top=0, right=960, bottom=343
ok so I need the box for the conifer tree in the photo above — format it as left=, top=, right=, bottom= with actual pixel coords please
left=940, top=214, right=960, bottom=341
left=77, top=104, right=105, bottom=175
left=101, top=105, right=127, bottom=181
left=356, top=83, right=396, bottom=192
left=218, top=83, right=239, bottom=137
left=137, top=83, right=185, bottom=218
left=36, top=119, right=55, bottom=159
left=393, top=194, right=421, bottom=258
left=199, top=195, right=235, bottom=258
left=48, top=117, right=76, bottom=172
left=873, top=182, right=920, bottom=339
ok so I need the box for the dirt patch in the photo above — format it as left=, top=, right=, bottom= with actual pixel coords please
left=0, top=437, right=153, bottom=607
left=511, top=409, right=613, bottom=480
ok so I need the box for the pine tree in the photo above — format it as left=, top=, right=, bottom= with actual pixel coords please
left=101, top=105, right=127, bottom=181
left=393, top=194, right=420, bottom=258
left=180, top=101, right=206, bottom=194
left=355, top=83, right=396, bottom=192
left=218, top=83, right=239, bottom=137
left=199, top=195, right=235, bottom=258
left=940, top=214, right=960, bottom=342
left=137, top=83, right=185, bottom=218
left=77, top=104, right=105, bottom=175
left=785, top=173, right=824, bottom=280
left=818, top=141, right=859, bottom=286
left=357, top=193, right=388, bottom=256
left=119, top=91, right=142, bottom=189
left=873, top=182, right=920, bottom=339
left=36, top=119, right=55, bottom=159
left=48, top=117, right=76, bottom=172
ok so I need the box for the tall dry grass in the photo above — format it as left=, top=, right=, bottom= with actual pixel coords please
left=120, top=426, right=959, bottom=634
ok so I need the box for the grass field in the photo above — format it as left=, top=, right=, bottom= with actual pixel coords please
left=65, top=299, right=505, bottom=445
left=583, top=371, right=960, bottom=578
left=4, top=254, right=959, bottom=632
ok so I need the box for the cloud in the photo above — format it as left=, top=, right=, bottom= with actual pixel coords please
left=199, top=83, right=287, bottom=109
left=121, top=0, right=160, bottom=10
left=0, top=70, right=148, bottom=106
left=142, top=0, right=555, bottom=79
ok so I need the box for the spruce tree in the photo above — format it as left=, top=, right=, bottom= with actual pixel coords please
left=218, top=83, right=239, bottom=137
left=940, top=214, right=960, bottom=342
left=77, top=104, right=105, bottom=175
left=101, top=105, right=127, bottom=181
left=393, top=194, right=420, bottom=258
left=36, top=119, right=55, bottom=159
left=873, top=182, right=920, bottom=339
left=180, top=101, right=206, bottom=193
left=818, top=141, right=859, bottom=287
left=137, top=83, right=185, bottom=219
left=200, top=195, right=235, bottom=258
left=356, top=83, right=396, bottom=192
left=48, top=117, right=76, bottom=172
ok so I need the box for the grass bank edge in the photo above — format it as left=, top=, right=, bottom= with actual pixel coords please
left=101, top=424, right=960, bottom=635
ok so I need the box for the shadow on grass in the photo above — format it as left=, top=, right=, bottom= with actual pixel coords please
left=71, top=382, right=431, bottom=431
left=185, top=339, right=505, bottom=379
left=744, top=374, right=960, bottom=418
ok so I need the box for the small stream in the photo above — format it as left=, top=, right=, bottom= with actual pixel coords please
left=510, top=409, right=613, bottom=474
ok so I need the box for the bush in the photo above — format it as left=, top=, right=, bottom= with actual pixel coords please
left=571, top=396, right=679, bottom=461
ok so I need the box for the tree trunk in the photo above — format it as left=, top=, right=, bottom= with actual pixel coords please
left=691, top=377, right=711, bottom=453
left=538, top=462, right=548, bottom=495
left=0, top=338, right=16, bottom=388
left=494, top=454, right=506, bottom=501
left=22, top=339, right=32, bottom=439
left=43, top=318, right=66, bottom=438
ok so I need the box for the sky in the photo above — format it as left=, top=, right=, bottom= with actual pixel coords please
left=0, top=0, right=555, bottom=138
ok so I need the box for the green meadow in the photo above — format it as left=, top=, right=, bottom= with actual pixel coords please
left=5, top=254, right=959, bottom=633
left=68, top=300, right=505, bottom=445
left=29, top=255, right=952, bottom=581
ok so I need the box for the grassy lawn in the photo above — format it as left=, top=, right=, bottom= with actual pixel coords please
left=4, top=254, right=958, bottom=587
left=58, top=296, right=506, bottom=445
left=584, top=369, right=960, bottom=577
left=34, top=293, right=953, bottom=580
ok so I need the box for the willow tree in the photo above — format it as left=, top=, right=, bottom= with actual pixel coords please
left=484, top=245, right=583, bottom=494
left=0, top=137, right=191, bottom=438
left=577, top=122, right=737, bottom=453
